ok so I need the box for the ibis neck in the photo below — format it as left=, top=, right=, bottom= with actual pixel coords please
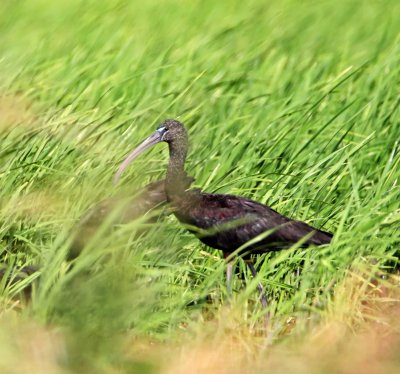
left=166, top=141, right=188, bottom=199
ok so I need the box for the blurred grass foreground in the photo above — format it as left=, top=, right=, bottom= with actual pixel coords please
left=0, top=0, right=400, bottom=373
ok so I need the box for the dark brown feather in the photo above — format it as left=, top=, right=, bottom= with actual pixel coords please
left=173, top=191, right=332, bottom=257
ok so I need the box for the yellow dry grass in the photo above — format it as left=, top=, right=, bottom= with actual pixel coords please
left=0, top=94, right=36, bottom=131
left=130, top=272, right=400, bottom=374
left=0, top=313, right=65, bottom=374
left=0, top=267, right=399, bottom=374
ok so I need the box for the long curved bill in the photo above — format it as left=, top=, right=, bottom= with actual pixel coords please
left=113, top=131, right=162, bottom=185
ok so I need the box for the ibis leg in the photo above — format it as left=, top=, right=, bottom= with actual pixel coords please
left=226, top=261, right=233, bottom=298
left=247, top=262, right=269, bottom=327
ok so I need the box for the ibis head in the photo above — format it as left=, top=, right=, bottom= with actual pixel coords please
left=114, top=119, right=187, bottom=185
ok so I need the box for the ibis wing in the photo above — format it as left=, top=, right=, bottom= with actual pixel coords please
left=178, top=192, right=332, bottom=253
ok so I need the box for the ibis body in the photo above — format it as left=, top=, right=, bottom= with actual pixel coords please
left=114, top=119, right=333, bottom=321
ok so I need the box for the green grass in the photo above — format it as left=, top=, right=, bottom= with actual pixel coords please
left=1, top=0, right=400, bottom=372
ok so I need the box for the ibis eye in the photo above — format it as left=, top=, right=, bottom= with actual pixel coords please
left=157, top=126, right=167, bottom=134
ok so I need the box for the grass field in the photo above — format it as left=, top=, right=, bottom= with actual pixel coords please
left=1, top=0, right=400, bottom=372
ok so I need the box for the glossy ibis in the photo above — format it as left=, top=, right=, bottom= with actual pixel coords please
left=0, top=265, right=37, bottom=298
left=114, top=119, right=333, bottom=323
left=70, top=175, right=194, bottom=259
